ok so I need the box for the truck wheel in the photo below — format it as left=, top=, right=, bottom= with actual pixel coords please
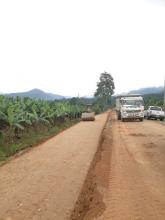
left=122, top=118, right=125, bottom=122
left=140, top=118, right=143, bottom=122
left=118, top=113, right=121, bottom=120
left=160, top=118, right=163, bottom=121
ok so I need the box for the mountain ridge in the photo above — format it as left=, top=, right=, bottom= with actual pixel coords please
left=5, top=89, right=66, bottom=100
left=3, top=86, right=164, bottom=100
left=128, top=86, right=163, bottom=95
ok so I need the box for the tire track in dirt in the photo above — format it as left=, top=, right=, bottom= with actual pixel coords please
left=81, top=112, right=165, bottom=220
left=102, top=114, right=165, bottom=220
left=70, top=112, right=112, bottom=220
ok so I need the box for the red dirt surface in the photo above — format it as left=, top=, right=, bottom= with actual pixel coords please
left=0, top=113, right=108, bottom=220
left=2, top=111, right=165, bottom=220
left=81, top=112, right=165, bottom=220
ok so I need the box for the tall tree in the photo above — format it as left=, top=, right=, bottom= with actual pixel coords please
left=94, top=72, right=115, bottom=109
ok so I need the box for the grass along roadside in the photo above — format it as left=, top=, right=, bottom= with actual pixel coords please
left=0, top=119, right=80, bottom=161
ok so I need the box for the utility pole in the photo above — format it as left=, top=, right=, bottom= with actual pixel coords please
left=164, top=75, right=165, bottom=111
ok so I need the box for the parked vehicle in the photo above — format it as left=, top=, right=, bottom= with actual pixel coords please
left=116, top=94, right=144, bottom=122
left=144, top=106, right=165, bottom=121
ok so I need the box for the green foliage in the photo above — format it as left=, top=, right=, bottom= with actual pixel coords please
left=0, top=96, right=84, bottom=131
left=143, top=93, right=164, bottom=109
left=95, top=72, right=115, bottom=98
left=0, top=95, right=85, bottom=159
left=92, top=104, right=102, bottom=114
left=94, top=72, right=115, bottom=110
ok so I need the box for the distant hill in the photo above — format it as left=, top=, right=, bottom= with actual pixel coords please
left=5, top=89, right=66, bottom=100
left=128, top=86, right=163, bottom=95
left=116, top=86, right=164, bottom=108
left=130, top=86, right=164, bottom=107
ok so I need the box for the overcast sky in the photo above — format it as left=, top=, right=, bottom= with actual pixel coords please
left=0, top=0, right=165, bottom=96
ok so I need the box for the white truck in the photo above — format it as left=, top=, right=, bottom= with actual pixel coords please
left=144, top=106, right=165, bottom=121
left=116, top=94, right=144, bottom=122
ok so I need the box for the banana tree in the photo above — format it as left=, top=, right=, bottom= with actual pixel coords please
left=0, top=105, right=25, bottom=139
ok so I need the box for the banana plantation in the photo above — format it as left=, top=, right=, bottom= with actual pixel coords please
left=0, top=96, right=85, bottom=160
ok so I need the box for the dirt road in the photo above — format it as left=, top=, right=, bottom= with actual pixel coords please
left=0, top=113, right=108, bottom=220
left=98, top=113, right=165, bottom=220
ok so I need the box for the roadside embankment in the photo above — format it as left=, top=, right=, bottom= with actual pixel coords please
left=0, top=112, right=108, bottom=220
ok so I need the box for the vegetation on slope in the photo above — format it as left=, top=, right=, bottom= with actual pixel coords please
left=143, top=92, right=164, bottom=109
left=0, top=96, right=85, bottom=160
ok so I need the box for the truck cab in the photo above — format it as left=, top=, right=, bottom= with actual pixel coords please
left=116, top=94, right=144, bottom=122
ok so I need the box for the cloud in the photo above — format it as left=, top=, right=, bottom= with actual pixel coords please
left=145, top=0, right=165, bottom=7
left=0, top=0, right=165, bottom=95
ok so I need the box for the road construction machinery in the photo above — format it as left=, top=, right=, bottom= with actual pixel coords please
left=81, top=104, right=95, bottom=121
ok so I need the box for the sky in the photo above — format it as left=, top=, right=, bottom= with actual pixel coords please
left=0, top=0, right=165, bottom=97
